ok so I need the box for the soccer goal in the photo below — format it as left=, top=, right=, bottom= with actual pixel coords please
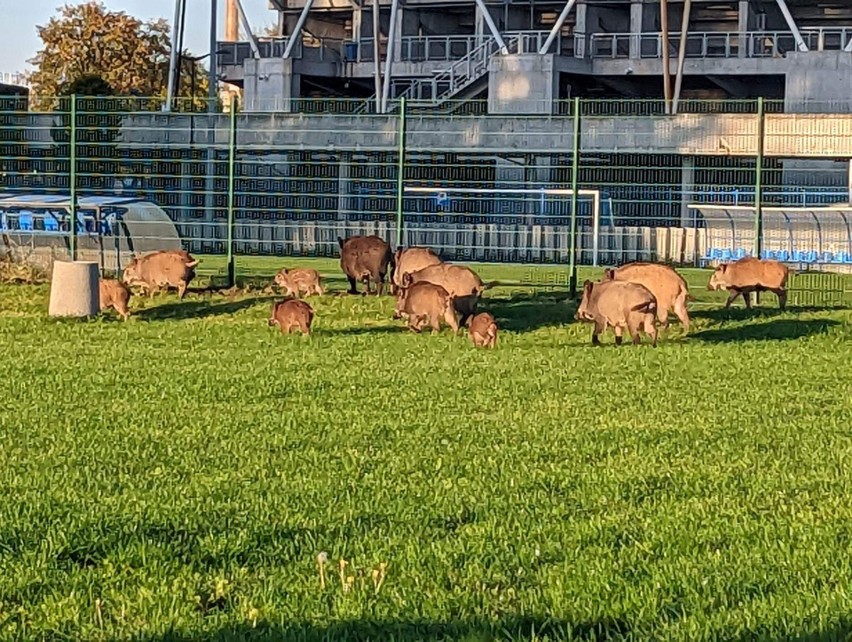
left=403, top=186, right=603, bottom=265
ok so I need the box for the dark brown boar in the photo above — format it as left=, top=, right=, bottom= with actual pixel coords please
left=121, top=250, right=199, bottom=299
left=99, top=278, right=131, bottom=320
left=391, top=247, right=442, bottom=294
left=393, top=281, right=459, bottom=335
left=468, top=312, right=497, bottom=348
left=338, top=235, right=393, bottom=296
left=707, top=257, right=790, bottom=310
left=273, top=267, right=324, bottom=297
left=268, top=298, right=314, bottom=336
left=604, top=262, right=690, bottom=332
left=402, top=262, right=497, bottom=327
left=574, top=279, right=658, bottom=346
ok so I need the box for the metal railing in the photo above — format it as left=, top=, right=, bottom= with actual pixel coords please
left=589, top=27, right=852, bottom=60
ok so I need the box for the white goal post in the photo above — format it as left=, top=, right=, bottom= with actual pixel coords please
left=403, top=186, right=603, bottom=266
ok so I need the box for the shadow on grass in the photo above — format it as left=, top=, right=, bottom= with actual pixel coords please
left=693, top=305, right=848, bottom=324
left=691, top=318, right=840, bottom=343
left=321, top=325, right=408, bottom=336
left=483, top=289, right=575, bottom=333
left=119, top=616, right=632, bottom=642
left=136, top=296, right=274, bottom=322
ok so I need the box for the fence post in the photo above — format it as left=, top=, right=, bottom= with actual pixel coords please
left=226, top=97, right=237, bottom=288
left=753, top=96, right=765, bottom=305
left=69, top=94, right=78, bottom=261
left=568, top=96, right=581, bottom=299
left=395, top=96, right=407, bottom=249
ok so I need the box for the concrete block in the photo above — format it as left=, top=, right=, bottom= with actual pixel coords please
left=48, top=261, right=99, bottom=318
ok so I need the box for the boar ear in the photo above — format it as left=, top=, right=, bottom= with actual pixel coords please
left=583, top=279, right=593, bottom=294
left=402, top=273, right=413, bottom=287
left=719, top=264, right=728, bottom=273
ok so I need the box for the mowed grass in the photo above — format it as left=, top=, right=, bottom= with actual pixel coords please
left=0, top=258, right=851, bottom=642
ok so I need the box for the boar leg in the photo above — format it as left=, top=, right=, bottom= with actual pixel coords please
left=298, top=320, right=311, bottom=336
left=347, top=275, right=358, bottom=295
left=673, top=296, right=690, bottom=333
left=773, top=288, right=787, bottom=311
left=592, top=318, right=606, bottom=346
left=643, top=314, right=658, bottom=347
left=724, top=289, right=742, bottom=309
left=626, top=317, right=641, bottom=345
left=613, top=325, right=624, bottom=346
left=429, top=314, right=441, bottom=334
left=177, top=281, right=188, bottom=300
left=444, top=306, right=460, bottom=336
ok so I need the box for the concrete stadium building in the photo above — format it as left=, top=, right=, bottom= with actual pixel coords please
left=216, top=0, right=852, bottom=113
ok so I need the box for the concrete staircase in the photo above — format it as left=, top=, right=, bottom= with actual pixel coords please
left=357, top=34, right=517, bottom=115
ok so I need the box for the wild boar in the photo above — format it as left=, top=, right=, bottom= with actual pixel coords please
left=604, top=262, right=691, bottom=332
left=468, top=312, right=498, bottom=348
left=391, top=247, right=442, bottom=294
left=708, top=257, right=790, bottom=310
left=338, top=235, right=393, bottom=296
left=268, top=298, right=314, bottom=336
left=273, top=267, right=324, bottom=298
left=121, top=250, right=199, bottom=299
left=402, top=262, right=497, bottom=327
left=99, top=278, right=131, bottom=321
left=393, top=281, right=459, bottom=335
left=574, top=279, right=658, bottom=346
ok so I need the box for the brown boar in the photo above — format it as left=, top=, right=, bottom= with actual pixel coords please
left=99, top=278, right=131, bottom=320
left=121, top=250, right=199, bottom=299
left=393, top=281, right=459, bottom=335
left=273, top=267, right=324, bottom=298
left=574, top=279, right=658, bottom=346
left=468, top=312, right=498, bottom=348
left=268, top=298, right=314, bottom=336
left=604, top=262, right=691, bottom=332
left=391, top=247, right=442, bottom=294
left=708, top=257, right=790, bottom=310
left=403, top=262, right=497, bottom=327
left=338, top=235, right=393, bottom=296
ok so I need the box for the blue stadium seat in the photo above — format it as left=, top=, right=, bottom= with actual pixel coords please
left=721, top=249, right=732, bottom=261
left=844, top=252, right=852, bottom=265
left=18, top=213, right=32, bottom=231
left=44, top=216, right=59, bottom=232
left=734, top=248, right=747, bottom=259
left=776, top=250, right=790, bottom=262
left=820, top=251, right=834, bottom=264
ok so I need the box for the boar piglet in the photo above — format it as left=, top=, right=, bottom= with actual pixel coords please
left=99, top=278, right=131, bottom=320
left=268, top=299, right=314, bottom=336
left=575, top=279, right=658, bottom=346
left=274, top=267, right=324, bottom=298
left=393, top=281, right=459, bottom=335
left=468, top=312, right=498, bottom=348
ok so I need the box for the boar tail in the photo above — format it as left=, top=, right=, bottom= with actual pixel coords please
left=631, top=301, right=656, bottom=313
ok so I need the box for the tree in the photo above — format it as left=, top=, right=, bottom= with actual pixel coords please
left=28, top=1, right=211, bottom=111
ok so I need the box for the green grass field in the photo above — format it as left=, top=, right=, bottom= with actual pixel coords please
left=0, top=258, right=851, bottom=641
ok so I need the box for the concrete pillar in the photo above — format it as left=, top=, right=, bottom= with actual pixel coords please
left=243, top=58, right=300, bottom=112
left=394, top=6, right=404, bottom=62
left=474, top=3, right=485, bottom=41
left=574, top=1, right=587, bottom=58
left=681, top=156, right=695, bottom=227
left=848, top=159, right=852, bottom=204
left=629, top=0, right=643, bottom=59
left=738, top=0, right=750, bottom=58
left=338, top=152, right=351, bottom=220
left=352, top=6, right=362, bottom=42
left=48, top=261, right=99, bottom=318
left=488, top=54, right=559, bottom=115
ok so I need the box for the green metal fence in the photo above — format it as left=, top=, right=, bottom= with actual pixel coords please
left=1, top=95, right=851, bottom=301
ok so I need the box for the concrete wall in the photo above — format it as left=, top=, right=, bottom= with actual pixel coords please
left=244, top=58, right=300, bottom=112
left=14, top=111, right=852, bottom=158
left=487, top=54, right=559, bottom=115
left=785, top=52, right=852, bottom=114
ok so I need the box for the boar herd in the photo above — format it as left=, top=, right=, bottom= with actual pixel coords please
left=94, top=237, right=793, bottom=348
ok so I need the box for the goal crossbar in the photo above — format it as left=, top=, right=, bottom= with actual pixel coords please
left=403, top=186, right=603, bottom=266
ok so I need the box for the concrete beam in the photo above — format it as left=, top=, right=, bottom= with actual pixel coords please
left=235, top=0, right=261, bottom=58
left=164, top=0, right=183, bottom=112
left=539, top=0, right=578, bottom=55
left=283, top=0, right=315, bottom=59
left=380, top=0, right=400, bottom=113
left=474, top=0, right=509, bottom=54
left=775, top=0, right=808, bottom=53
